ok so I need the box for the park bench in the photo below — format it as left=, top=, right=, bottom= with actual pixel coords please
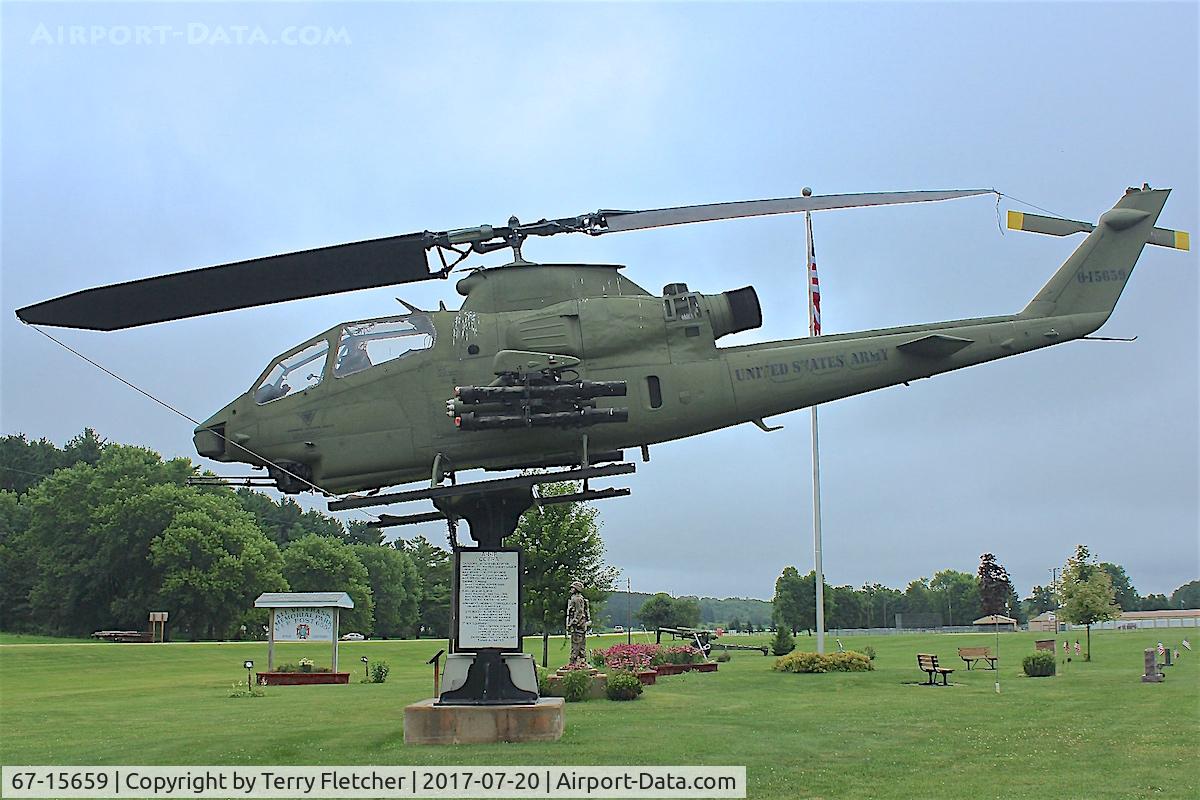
left=957, top=646, right=997, bottom=670
left=916, top=653, right=954, bottom=686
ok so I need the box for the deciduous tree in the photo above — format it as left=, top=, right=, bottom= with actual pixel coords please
left=353, top=544, right=420, bottom=637
left=510, top=483, right=617, bottom=667
left=150, top=495, right=286, bottom=639
left=20, top=446, right=194, bottom=634
left=1059, top=545, right=1120, bottom=661
left=930, top=569, right=981, bottom=626
left=281, top=535, right=374, bottom=634
left=1100, top=562, right=1139, bottom=611
left=1023, top=584, right=1058, bottom=617
left=1171, top=580, right=1200, bottom=610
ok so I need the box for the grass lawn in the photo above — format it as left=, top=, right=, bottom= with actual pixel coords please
left=1, top=630, right=1195, bottom=799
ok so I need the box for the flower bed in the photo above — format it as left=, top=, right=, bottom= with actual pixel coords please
left=257, top=672, right=350, bottom=686
left=591, top=643, right=661, bottom=672
left=591, top=643, right=704, bottom=673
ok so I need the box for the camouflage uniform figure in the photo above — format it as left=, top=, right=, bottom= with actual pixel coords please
left=566, top=580, right=591, bottom=666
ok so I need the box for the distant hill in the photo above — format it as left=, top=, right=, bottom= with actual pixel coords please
left=593, top=591, right=773, bottom=630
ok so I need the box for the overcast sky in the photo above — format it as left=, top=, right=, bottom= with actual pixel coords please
left=2, top=2, right=1196, bottom=601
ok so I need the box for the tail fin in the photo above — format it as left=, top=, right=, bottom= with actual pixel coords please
left=1018, top=187, right=1177, bottom=325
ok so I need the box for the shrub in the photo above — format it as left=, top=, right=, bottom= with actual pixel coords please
left=715, top=651, right=731, bottom=663
left=605, top=670, right=643, bottom=701
left=560, top=668, right=592, bottom=702
left=1023, top=651, right=1057, bottom=677
left=770, top=627, right=796, bottom=656
left=369, top=662, right=390, bottom=683
left=774, top=651, right=875, bottom=673
left=825, top=651, right=873, bottom=672
left=775, top=651, right=825, bottom=673
left=663, top=645, right=700, bottom=665
left=862, top=645, right=877, bottom=661
left=536, top=666, right=553, bottom=696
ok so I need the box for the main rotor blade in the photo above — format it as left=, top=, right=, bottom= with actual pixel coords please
left=17, top=233, right=435, bottom=331
left=593, top=189, right=994, bottom=234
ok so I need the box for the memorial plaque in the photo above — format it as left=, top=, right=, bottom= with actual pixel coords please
left=454, top=549, right=521, bottom=651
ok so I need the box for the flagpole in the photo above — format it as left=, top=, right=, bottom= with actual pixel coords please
left=804, top=189, right=826, bottom=656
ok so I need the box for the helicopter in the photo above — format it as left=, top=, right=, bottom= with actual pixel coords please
left=16, top=186, right=1188, bottom=510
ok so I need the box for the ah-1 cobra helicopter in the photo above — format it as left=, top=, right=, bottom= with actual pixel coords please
left=16, top=186, right=1189, bottom=520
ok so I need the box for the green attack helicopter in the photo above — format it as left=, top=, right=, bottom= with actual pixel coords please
left=16, top=186, right=1188, bottom=513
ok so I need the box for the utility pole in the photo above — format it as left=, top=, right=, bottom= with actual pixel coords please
left=626, top=575, right=632, bottom=645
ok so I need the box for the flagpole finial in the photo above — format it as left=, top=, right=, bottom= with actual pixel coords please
left=802, top=187, right=812, bottom=197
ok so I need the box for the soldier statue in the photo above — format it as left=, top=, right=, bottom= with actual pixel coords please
left=566, top=580, right=591, bottom=666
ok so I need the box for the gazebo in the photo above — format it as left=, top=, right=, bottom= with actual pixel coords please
left=973, top=614, right=1018, bottom=631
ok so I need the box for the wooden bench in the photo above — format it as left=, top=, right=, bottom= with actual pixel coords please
left=958, top=646, right=997, bottom=670
left=917, top=653, right=954, bottom=685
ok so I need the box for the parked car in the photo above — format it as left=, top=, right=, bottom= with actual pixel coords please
left=340, top=632, right=365, bottom=640
left=614, top=625, right=625, bottom=633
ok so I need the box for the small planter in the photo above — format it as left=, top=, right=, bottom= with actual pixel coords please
left=692, top=662, right=718, bottom=673
left=653, top=664, right=688, bottom=676
left=635, top=669, right=657, bottom=686
left=257, top=672, right=350, bottom=686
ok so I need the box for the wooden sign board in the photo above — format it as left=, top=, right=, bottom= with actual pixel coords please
left=272, top=607, right=336, bottom=642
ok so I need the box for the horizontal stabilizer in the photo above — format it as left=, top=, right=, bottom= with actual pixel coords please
left=1007, top=210, right=1188, bottom=250
left=897, top=333, right=974, bottom=358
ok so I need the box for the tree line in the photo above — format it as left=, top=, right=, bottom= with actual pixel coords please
left=771, top=550, right=1196, bottom=635
left=0, top=431, right=452, bottom=640
left=591, top=591, right=774, bottom=631
left=3, top=431, right=1193, bottom=647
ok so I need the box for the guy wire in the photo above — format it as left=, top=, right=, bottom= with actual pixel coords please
left=24, top=324, right=380, bottom=522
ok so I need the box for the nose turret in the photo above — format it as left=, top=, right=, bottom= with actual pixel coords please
left=193, top=398, right=247, bottom=462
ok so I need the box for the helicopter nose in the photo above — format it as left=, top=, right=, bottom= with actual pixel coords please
left=193, top=421, right=228, bottom=459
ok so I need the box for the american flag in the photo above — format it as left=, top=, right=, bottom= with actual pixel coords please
left=1157, top=641, right=1166, bottom=657
left=806, top=211, right=821, bottom=336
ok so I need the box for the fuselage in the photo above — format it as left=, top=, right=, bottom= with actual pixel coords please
left=193, top=261, right=1102, bottom=495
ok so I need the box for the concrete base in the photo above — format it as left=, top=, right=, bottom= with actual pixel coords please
left=404, top=697, right=564, bottom=745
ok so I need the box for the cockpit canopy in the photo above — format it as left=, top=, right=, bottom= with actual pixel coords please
left=253, top=313, right=436, bottom=404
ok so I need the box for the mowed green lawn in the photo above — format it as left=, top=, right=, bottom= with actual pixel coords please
left=1, top=630, right=1195, bottom=799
